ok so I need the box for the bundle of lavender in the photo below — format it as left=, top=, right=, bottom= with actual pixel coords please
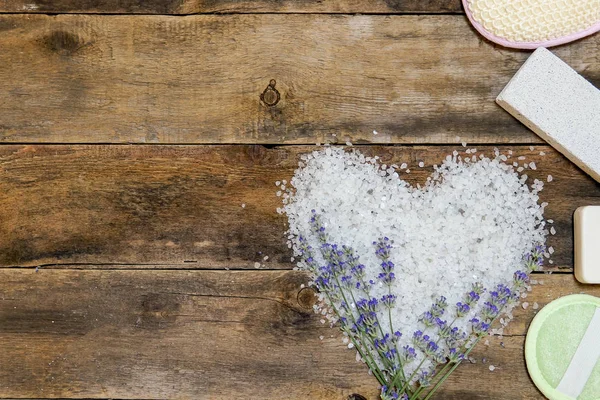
left=279, top=147, right=548, bottom=399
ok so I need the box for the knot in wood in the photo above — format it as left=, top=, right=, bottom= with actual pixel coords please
left=348, top=394, right=367, bottom=400
left=297, top=286, right=317, bottom=310
left=260, top=79, right=280, bottom=107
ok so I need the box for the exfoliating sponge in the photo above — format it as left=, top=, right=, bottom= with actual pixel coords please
left=463, top=0, right=600, bottom=49
left=525, top=294, right=600, bottom=400
left=496, top=48, right=600, bottom=184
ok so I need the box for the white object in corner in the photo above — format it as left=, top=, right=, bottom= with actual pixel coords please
left=497, top=47, right=600, bottom=183
left=574, top=206, right=600, bottom=284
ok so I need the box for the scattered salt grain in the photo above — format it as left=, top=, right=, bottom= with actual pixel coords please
left=400, top=163, right=407, bottom=169
left=346, top=142, right=353, bottom=146
left=529, top=162, right=537, bottom=170
left=263, top=256, right=269, bottom=261
left=276, top=181, right=281, bottom=186
left=540, top=151, right=546, bottom=156
left=373, top=130, right=378, bottom=135
left=548, top=247, right=554, bottom=255
left=319, top=335, right=324, bottom=340
left=241, top=203, right=246, bottom=208
left=484, top=339, right=490, bottom=346
left=518, top=156, right=526, bottom=160
left=533, top=302, right=539, bottom=310
left=547, top=175, right=553, bottom=182
left=462, top=142, right=467, bottom=147
left=348, top=343, right=354, bottom=349
left=529, top=146, right=535, bottom=151
left=254, top=262, right=261, bottom=269
left=489, top=365, right=496, bottom=372
left=405, top=169, right=410, bottom=173
left=418, top=161, right=425, bottom=168
left=522, top=302, right=529, bottom=309
left=550, top=227, right=556, bottom=235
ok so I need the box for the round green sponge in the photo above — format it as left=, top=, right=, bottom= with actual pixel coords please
left=525, top=294, right=600, bottom=400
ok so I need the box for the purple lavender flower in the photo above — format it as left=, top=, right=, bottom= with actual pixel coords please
left=418, top=311, right=435, bottom=328
left=448, top=348, right=465, bottom=363
left=470, top=318, right=491, bottom=336
left=481, top=301, right=500, bottom=320
left=380, top=386, right=401, bottom=400
left=418, top=370, right=432, bottom=388
left=513, top=270, right=529, bottom=287
left=456, top=301, right=470, bottom=318
left=381, top=294, right=397, bottom=308
left=374, top=237, right=392, bottom=260
left=400, top=345, right=417, bottom=363
left=430, top=296, right=448, bottom=318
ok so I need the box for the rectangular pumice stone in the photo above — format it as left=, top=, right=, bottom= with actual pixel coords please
left=497, top=47, right=600, bottom=183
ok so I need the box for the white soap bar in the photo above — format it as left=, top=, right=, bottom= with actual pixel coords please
left=574, top=206, right=600, bottom=284
left=497, top=48, right=600, bottom=183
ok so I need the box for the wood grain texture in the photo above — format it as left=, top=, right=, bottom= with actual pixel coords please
left=0, top=269, right=598, bottom=399
left=1, top=144, right=597, bottom=269
left=0, top=14, right=599, bottom=144
left=0, top=0, right=463, bottom=14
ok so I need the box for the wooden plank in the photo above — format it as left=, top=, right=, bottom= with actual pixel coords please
left=0, top=144, right=595, bottom=269
left=0, top=0, right=463, bottom=14
left=0, top=14, right=599, bottom=144
left=1, top=270, right=598, bottom=399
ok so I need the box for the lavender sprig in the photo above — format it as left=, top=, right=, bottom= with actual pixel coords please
left=297, top=212, right=545, bottom=400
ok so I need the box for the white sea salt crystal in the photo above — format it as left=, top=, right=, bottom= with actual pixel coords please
left=254, top=262, right=261, bottom=269
left=346, top=142, right=353, bottom=146
left=533, top=302, right=539, bottom=310
left=547, top=175, right=553, bottom=182
left=489, top=365, right=496, bottom=371
left=241, top=203, right=246, bottom=208
left=513, top=162, right=518, bottom=167
left=418, top=161, right=425, bottom=168
left=462, top=142, right=467, bottom=147
left=550, top=227, right=556, bottom=235
left=264, top=256, right=269, bottom=261
left=405, top=169, right=410, bottom=173
left=373, top=130, right=378, bottom=135
left=282, top=146, right=547, bottom=378
left=400, top=163, right=407, bottom=169
left=484, top=339, right=490, bottom=346
left=529, top=162, right=537, bottom=170
left=522, top=302, right=529, bottom=309
left=529, top=146, right=535, bottom=151
left=548, top=246, right=554, bottom=254
left=319, top=335, right=324, bottom=340
left=540, top=151, right=546, bottom=156
left=518, top=156, right=526, bottom=160
left=517, top=167, right=524, bottom=172
left=348, top=343, right=354, bottom=349
left=276, top=181, right=281, bottom=186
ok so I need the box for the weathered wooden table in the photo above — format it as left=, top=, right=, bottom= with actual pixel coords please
left=1, top=1, right=599, bottom=399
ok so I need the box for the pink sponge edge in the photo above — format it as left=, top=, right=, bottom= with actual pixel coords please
left=462, top=0, right=600, bottom=49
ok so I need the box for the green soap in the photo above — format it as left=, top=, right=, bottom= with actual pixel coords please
left=525, top=294, right=600, bottom=400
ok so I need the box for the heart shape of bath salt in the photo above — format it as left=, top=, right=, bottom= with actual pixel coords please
left=281, top=147, right=546, bottom=379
